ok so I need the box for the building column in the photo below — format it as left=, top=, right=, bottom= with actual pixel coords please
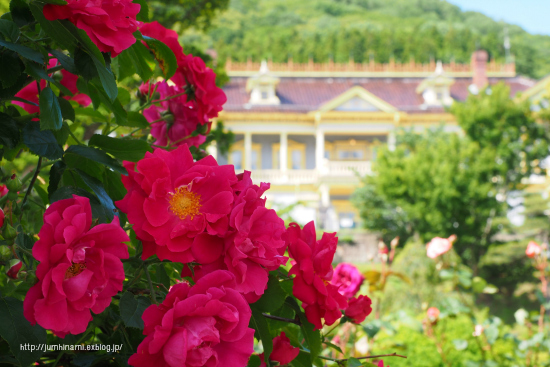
left=280, top=132, right=287, bottom=172
left=315, top=129, right=325, bottom=172
left=244, top=131, right=252, bottom=170
left=206, top=141, right=217, bottom=160
left=388, top=131, right=396, bottom=152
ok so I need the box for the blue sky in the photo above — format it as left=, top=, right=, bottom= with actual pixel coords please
left=447, top=0, right=550, bottom=36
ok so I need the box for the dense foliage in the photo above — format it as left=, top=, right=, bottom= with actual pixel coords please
left=180, top=0, right=550, bottom=78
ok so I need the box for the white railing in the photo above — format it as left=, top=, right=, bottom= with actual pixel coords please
left=249, top=161, right=372, bottom=185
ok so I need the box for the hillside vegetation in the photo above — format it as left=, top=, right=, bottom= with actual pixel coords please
left=179, top=0, right=550, bottom=79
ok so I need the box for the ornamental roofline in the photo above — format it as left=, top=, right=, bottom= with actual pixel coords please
left=225, top=57, right=516, bottom=78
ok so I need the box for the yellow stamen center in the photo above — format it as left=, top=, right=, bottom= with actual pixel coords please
left=169, top=187, right=202, bottom=220
left=65, top=262, right=86, bottom=279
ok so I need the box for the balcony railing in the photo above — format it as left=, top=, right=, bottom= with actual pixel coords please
left=249, top=160, right=371, bottom=185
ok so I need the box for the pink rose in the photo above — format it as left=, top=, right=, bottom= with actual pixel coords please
left=0, top=207, right=4, bottom=228
left=116, top=145, right=237, bottom=263
left=44, top=0, right=140, bottom=57
left=128, top=270, right=254, bottom=367
left=427, top=307, right=440, bottom=321
left=141, top=81, right=208, bottom=148
left=259, top=332, right=300, bottom=367
left=0, top=185, right=7, bottom=197
left=23, top=196, right=129, bottom=337
left=286, top=222, right=348, bottom=330
left=345, top=295, right=372, bottom=324
left=332, top=263, right=364, bottom=298
left=426, top=236, right=454, bottom=259
left=526, top=241, right=542, bottom=258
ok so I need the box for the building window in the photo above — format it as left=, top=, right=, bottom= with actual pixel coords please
left=230, top=150, right=243, bottom=170
left=339, top=212, right=356, bottom=229
left=272, top=139, right=306, bottom=170
left=228, top=140, right=261, bottom=170
left=337, top=150, right=364, bottom=159
left=261, top=91, right=268, bottom=100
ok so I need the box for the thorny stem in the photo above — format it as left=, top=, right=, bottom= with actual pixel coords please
left=318, top=352, right=407, bottom=362
left=261, top=313, right=301, bottom=325
left=145, top=265, right=157, bottom=304
left=20, top=157, right=42, bottom=221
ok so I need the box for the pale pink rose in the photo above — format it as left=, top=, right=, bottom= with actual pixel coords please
left=427, top=307, right=440, bottom=321
left=526, top=241, right=542, bottom=258
left=426, top=236, right=455, bottom=259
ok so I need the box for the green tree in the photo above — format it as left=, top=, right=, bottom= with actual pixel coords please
left=451, top=83, right=549, bottom=190
left=353, top=130, right=501, bottom=265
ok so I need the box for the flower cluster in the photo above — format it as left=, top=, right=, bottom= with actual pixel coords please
left=43, top=0, right=141, bottom=57
left=138, top=22, right=226, bottom=148
left=116, top=145, right=287, bottom=302
left=24, top=196, right=129, bottom=337
left=128, top=270, right=254, bottom=367
left=285, top=221, right=348, bottom=330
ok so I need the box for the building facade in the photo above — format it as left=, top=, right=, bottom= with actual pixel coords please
left=214, top=51, right=537, bottom=231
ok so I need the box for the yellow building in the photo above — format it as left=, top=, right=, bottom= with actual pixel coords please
left=213, top=51, right=536, bottom=231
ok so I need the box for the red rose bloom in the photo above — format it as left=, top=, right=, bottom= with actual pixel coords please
left=141, top=81, right=208, bottom=148
left=173, top=54, right=227, bottom=124
left=6, top=260, right=22, bottom=279
left=23, top=196, right=129, bottom=337
left=128, top=270, right=254, bottom=367
left=183, top=171, right=287, bottom=302
left=259, top=332, right=300, bottom=366
left=43, top=0, right=140, bottom=57
left=345, top=295, right=372, bottom=324
left=0, top=208, right=4, bottom=228
left=116, top=145, right=237, bottom=263
left=286, top=222, right=348, bottom=330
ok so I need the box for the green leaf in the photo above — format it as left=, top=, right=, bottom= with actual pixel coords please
left=0, top=112, right=20, bottom=149
left=39, top=87, right=63, bottom=131
left=75, top=168, right=117, bottom=220
left=0, top=39, right=43, bottom=64
left=75, top=107, right=108, bottom=122
left=88, top=134, right=152, bottom=162
left=347, top=358, right=363, bottom=367
left=133, top=0, right=149, bottom=21
left=125, top=111, right=149, bottom=128
left=0, top=52, right=22, bottom=89
left=88, top=82, right=127, bottom=125
left=48, top=161, right=66, bottom=200
left=41, top=0, right=67, bottom=4
left=119, top=292, right=151, bottom=329
left=0, top=72, right=26, bottom=99
left=50, top=50, right=78, bottom=74
left=291, top=351, right=314, bottom=367
left=29, top=4, right=77, bottom=50
left=453, top=339, right=468, bottom=351
left=65, top=145, right=127, bottom=175
left=472, top=276, right=488, bottom=293
left=324, top=341, right=343, bottom=354
left=125, top=41, right=154, bottom=81
left=0, top=19, right=20, bottom=42
left=253, top=275, right=286, bottom=312
left=285, top=297, right=321, bottom=362
left=57, top=97, right=75, bottom=122
left=10, top=0, right=34, bottom=27
left=92, top=55, right=118, bottom=102
left=23, top=121, right=63, bottom=159
left=250, top=307, right=273, bottom=367
left=0, top=297, right=46, bottom=367
left=74, top=27, right=104, bottom=66
left=247, top=355, right=261, bottom=367
left=16, top=232, right=35, bottom=250
left=143, top=36, right=178, bottom=79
